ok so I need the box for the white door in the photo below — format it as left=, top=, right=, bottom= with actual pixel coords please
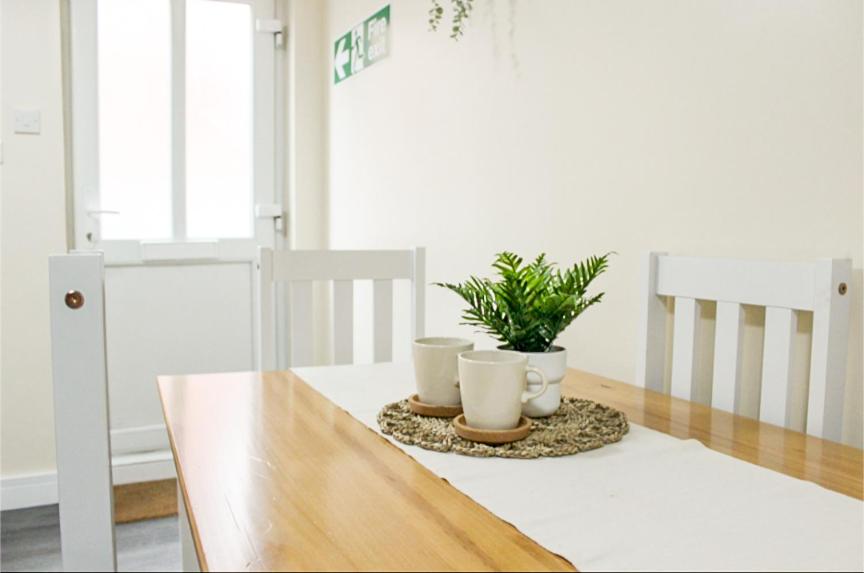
left=68, top=0, right=282, bottom=476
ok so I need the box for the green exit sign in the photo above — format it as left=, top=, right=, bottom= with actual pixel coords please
left=333, top=5, right=390, bottom=84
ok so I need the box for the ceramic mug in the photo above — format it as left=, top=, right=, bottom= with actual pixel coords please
left=520, top=346, right=567, bottom=417
left=457, top=350, right=549, bottom=430
left=413, top=337, right=474, bottom=405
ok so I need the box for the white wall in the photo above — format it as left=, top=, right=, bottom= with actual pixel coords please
left=327, top=0, right=863, bottom=446
left=1, top=0, right=68, bottom=478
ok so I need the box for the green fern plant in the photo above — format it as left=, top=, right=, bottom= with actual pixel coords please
left=435, top=252, right=611, bottom=353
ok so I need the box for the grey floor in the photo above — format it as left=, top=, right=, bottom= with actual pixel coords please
left=0, top=505, right=181, bottom=572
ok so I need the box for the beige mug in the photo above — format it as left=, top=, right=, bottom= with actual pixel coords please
left=412, top=337, right=474, bottom=405
left=457, top=350, right=549, bottom=430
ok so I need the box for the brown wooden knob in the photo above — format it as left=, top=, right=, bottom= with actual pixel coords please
left=838, top=282, right=848, bottom=296
left=65, top=290, right=85, bottom=310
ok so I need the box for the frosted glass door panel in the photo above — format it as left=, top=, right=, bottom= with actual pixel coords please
left=97, top=0, right=173, bottom=240
left=186, top=0, right=254, bottom=239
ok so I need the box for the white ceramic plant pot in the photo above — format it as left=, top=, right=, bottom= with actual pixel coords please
left=500, top=345, right=567, bottom=417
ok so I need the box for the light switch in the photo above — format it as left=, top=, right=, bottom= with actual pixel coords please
left=14, top=109, right=41, bottom=134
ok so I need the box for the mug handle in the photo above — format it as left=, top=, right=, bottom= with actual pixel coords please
left=521, top=366, right=549, bottom=403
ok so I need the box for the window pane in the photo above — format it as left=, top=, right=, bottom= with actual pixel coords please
left=98, top=0, right=172, bottom=240
left=186, top=0, right=254, bottom=239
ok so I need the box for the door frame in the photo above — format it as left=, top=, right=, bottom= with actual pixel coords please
left=67, top=0, right=281, bottom=265
left=63, top=0, right=286, bottom=479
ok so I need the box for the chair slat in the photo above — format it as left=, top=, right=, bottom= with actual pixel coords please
left=671, top=297, right=700, bottom=401
left=807, top=259, right=851, bottom=441
left=289, top=280, right=314, bottom=367
left=273, top=250, right=413, bottom=281
left=712, top=301, right=743, bottom=413
left=760, top=307, right=796, bottom=427
left=373, top=279, right=393, bottom=362
left=656, top=256, right=817, bottom=310
left=636, top=252, right=668, bottom=393
left=332, top=280, right=354, bottom=365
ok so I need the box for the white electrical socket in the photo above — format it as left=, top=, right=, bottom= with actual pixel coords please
left=14, top=109, right=41, bottom=134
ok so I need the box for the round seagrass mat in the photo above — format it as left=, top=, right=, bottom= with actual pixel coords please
left=377, top=396, right=629, bottom=458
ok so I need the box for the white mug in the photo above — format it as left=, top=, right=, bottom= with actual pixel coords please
left=457, top=350, right=549, bottom=430
left=412, top=337, right=474, bottom=405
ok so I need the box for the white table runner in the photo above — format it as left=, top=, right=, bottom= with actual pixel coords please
left=293, top=363, right=863, bottom=572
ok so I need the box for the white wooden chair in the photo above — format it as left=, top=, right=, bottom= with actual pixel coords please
left=257, top=247, right=426, bottom=369
left=636, top=252, right=851, bottom=442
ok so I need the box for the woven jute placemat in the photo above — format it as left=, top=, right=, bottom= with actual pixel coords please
left=377, top=396, right=629, bottom=459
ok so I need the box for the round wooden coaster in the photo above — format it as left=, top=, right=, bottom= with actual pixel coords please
left=453, top=414, right=532, bottom=445
left=408, top=394, right=463, bottom=417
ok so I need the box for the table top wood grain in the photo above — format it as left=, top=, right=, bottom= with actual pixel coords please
left=158, top=367, right=862, bottom=572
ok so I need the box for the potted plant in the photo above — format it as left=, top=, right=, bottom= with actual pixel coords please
left=436, top=251, right=611, bottom=416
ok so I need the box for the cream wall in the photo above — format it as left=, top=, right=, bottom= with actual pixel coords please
left=1, top=0, right=67, bottom=477
left=285, top=0, right=328, bottom=251
left=327, top=0, right=863, bottom=445
left=284, top=0, right=331, bottom=365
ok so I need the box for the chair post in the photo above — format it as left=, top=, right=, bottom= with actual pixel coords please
left=412, top=247, right=426, bottom=339
left=257, top=247, right=276, bottom=371
left=178, top=482, right=200, bottom=572
left=636, top=251, right=667, bottom=393
left=807, top=258, right=851, bottom=441
left=49, top=253, right=117, bottom=572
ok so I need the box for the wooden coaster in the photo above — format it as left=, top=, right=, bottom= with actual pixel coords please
left=453, top=414, right=532, bottom=445
left=408, top=394, right=463, bottom=417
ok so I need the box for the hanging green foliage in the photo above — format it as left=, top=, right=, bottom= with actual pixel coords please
left=429, top=0, right=475, bottom=40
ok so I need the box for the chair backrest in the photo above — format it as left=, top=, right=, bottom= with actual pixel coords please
left=636, top=252, right=851, bottom=441
left=257, top=247, right=425, bottom=369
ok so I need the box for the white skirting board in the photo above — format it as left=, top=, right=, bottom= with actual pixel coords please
left=0, top=473, right=58, bottom=511
left=0, top=450, right=176, bottom=511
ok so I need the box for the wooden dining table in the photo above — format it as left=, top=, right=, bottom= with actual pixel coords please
left=158, top=366, right=863, bottom=572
